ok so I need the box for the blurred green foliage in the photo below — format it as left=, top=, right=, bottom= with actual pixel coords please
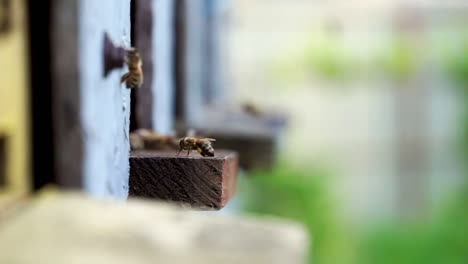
left=443, top=35, right=468, bottom=88
left=270, top=33, right=358, bottom=85
left=303, top=37, right=354, bottom=82
left=377, top=37, right=420, bottom=82
left=356, top=193, right=468, bottom=264
left=442, top=34, right=468, bottom=174
left=240, top=164, right=356, bottom=264
left=271, top=33, right=424, bottom=84
left=247, top=32, right=468, bottom=264
left=241, top=164, right=468, bottom=264
left=358, top=33, right=468, bottom=263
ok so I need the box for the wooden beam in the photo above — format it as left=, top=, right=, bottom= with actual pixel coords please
left=51, top=0, right=82, bottom=188
left=51, top=1, right=131, bottom=198
left=174, top=0, right=206, bottom=124
left=174, top=0, right=187, bottom=121
left=132, top=0, right=154, bottom=129
left=129, top=150, right=238, bottom=210
left=152, top=0, right=175, bottom=133
left=28, top=0, right=55, bottom=190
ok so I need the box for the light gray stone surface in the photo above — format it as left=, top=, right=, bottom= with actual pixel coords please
left=0, top=192, right=309, bottom=264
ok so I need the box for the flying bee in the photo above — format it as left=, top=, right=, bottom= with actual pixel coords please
left=242, top=102, right=263, bottom=117
left=177, top=137, right=216, bottom=157
left=120, top=48, right=143, bottom=89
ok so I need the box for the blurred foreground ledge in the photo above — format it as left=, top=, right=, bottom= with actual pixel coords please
left=0, top=191, right=308, bottom=264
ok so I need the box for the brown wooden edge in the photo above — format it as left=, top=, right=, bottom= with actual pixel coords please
left=129, top=150, right=238, bottom=210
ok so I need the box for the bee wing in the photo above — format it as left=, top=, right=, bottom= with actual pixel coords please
left=205, top=138, right=216, bottom=142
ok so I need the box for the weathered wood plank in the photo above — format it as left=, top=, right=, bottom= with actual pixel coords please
left=51, top=0, right=82, bottom=188
left=174, top=0, right=187, bottom=122
left=132, top=0, right=154, bottom=129
left=28, top=0, right=55, bottom=190
left=51, top=0, right=131, bottom=198
left=129, top=150, right=238, bottom=209
left=203, top=0, right=231, bottom=105
left=152, top=0, right=175, bottom=133
left=0, top=0, right=31, bottom=205
left=174, top=0, right=205, bottom=124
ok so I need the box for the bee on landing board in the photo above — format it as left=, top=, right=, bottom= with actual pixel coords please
left=121, top=48, right=143, bottom=89
left=129, top=129, right=178, bottom=151
left=129, top=132, right=145, bottom=150
left=177, top=137, right=216, bottom=157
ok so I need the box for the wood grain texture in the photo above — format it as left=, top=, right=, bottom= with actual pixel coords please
left=129, top=150, right=238, bottom=210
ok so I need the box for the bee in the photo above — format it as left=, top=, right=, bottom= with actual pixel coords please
left=121, top=48, right=143, bottom=89
left=177, top=137, right=216, bottom=157
left=129, top=132, right=145, bottom=150
left=242, top=102, right=262, bottom=117
left=130, top=129, right=178, bottom=151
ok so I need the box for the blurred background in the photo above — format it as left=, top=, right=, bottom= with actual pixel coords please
left=1, top=0, right=467, bottom=263
left=228, top=1, right=468, bottom=263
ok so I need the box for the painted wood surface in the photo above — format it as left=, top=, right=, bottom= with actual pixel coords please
left=152, top=0, right=175, bottom=134
left=80, top=0, right=131, bottom=198
left=0, top=0, right=30, bottom=206
left=175, top=0, right=205, bottom=125
left=132, top=0, right=154, bottom=130
left=52, top=0, right=131, bottom=198
left=203, top=0, right=231, bottom=106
